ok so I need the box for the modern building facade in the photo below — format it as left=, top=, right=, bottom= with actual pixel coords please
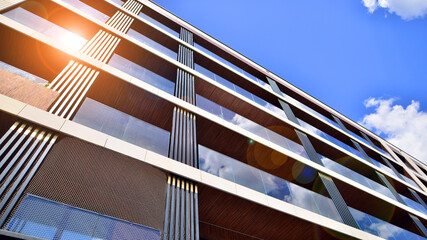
left=0, top=0, right=427, bottom=239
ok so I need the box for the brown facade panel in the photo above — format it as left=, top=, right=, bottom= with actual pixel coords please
left=0, top=68, right=59, bottom=110
left=21, top=137, right=167, bottom=231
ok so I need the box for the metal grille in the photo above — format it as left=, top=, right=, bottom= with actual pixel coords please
left=12, top=137, right=167, bottom=232
left=163, top=175, right=199, bottom=240
left=179, top=28, right=193, bottom=46
left=5, top=194, right=161, bottom=240
left=169, top=107, right=198, bottom=168
left=47, top=3, right=141, bottom=119
left=0, top=121, right=57, bottom=227
left=319, top=173, right=359, bottom=229
left=122, top=0, right=143, bottom=15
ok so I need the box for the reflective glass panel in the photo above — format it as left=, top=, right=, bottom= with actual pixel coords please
left=5, top=194, right=161, bottom=240
left=400, top=194, right=427, bottom=215
left=193, top=43, right=260, bottom=83
left=138, top=12, right=178, bottom=37
left=73, top=98, right=170, bottom=156
left=110, top=0, right=124, bottom=6
left=298, top=118, right=368, bottom=161
left=108, top=54, right=175, bottom=95
left=3, top=7, right=88, bottom=52
left=320, top=155, right=397, bottom=201
left=196, top=95, right=308, bottom=159
left=62, top=0, right=110, bottom=23
left=401, top=174, right=421, bottom=190
left=194, top=65, right=286, bottom=119
left=232, top=160, right=265, bottom=193
left=198, top=145, right=342, bottom=223
left=198, top=145, right=234, bottom=182
left=350, top=207, right=426, bottom=240
left=127, top=29, right=177, bottom=59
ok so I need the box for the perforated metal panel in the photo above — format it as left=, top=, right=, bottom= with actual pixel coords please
left=8, top=137, right=167, bottom=232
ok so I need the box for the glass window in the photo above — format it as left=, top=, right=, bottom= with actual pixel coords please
left=3, top=7, right=88, bottom=53
left=198, top=145, right=234, bottom=182
left=62, top=0, right=110, bottom=23
left=138, top=12, right=178, bottom=37
left=198, top=144, right=343, bottom=223
left=196, top=95, right=308, bottom=159
left=73, top=98, right=170, bottom=156
left=127, top=29, right=177, bottom=59
left=350, top=207, right=426, bottom=240
left=5, top=194, right=161, bottom=240
left=110, top=0, right=124, bottom=6
left=108, top=54, right=175, bottom=95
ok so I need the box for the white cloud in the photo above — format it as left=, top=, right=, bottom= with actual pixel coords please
left=362, top=0, right=378, bottom=13
left=361, top=0, right=427, bottom=20
left=360, top=97, right=427, bottom=163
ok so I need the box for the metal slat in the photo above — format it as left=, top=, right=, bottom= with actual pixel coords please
left=0, top=128, right=39, bottom=183
left=185, top=182, right=189, bottom=239
left=0, top=133, right=56, bottom=227
left=194, top=185, right=199, bottom=240
left=60, top=69, right=96, bottom=118
left=0, top=126, right=32, bottom=170
left=53, top=67, right=91, bottom=116
left=190, top=184, right=194, bottom=240
left=162, top=176, right=171, bottom=240
left=168, top=177, right=175, bottom=240
left=175, top=179, right=180, bottom=240
left=65, top=71, right=99, bottom=120
left=180, top=180, right=185, bottom=240
left=0, top=122, right=19, bottom=147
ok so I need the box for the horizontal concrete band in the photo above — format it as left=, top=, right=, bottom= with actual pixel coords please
left=0, top=94, right=383, bottom=240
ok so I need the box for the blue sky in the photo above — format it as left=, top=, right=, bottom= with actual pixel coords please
left=153, top=0, right=427, bottom=161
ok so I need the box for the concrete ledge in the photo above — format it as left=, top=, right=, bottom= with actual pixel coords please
left=60, top=120, right=108, bottom=146
left=0, top=93, right=26, bottom=116
left=18, top=105, right=65, bottom=131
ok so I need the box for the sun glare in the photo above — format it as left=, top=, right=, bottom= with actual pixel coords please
left=58, top=32, right=87, bottom=52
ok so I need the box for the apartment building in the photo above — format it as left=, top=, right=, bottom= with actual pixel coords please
left=1, top=0, right=427, bottom=239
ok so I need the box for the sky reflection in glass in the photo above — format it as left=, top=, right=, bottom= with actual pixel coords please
left=350, top=207, right=426, bottom=240
left=6, top=194, right=161, bottom=240
left=138, top=12, right=178, bottom=37
left=73, top=98, right=170, bottom=156
left=3, top=7, right=87, bottom=52
left=127, top=28, right=177, bottom=59
left=195, top=64, right=285, bottom=119
left=108, top=54, right=175, bottom=95
left=199, top=144, right=342, bottom=223
left=63, top=0, right=109, bottom=22
left=197, top=94, right=308, bottom=159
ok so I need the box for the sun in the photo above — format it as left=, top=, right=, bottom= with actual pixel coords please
left=58, top=31, right=87, bottom=53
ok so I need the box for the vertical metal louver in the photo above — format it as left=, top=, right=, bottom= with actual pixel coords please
left=163, top=175, right=199, bottom=240
left=0, top=122, right=57, bottom=227
left=48, top=0, right=141, bottom=119
left=169, top=27, right=198, bottom=168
